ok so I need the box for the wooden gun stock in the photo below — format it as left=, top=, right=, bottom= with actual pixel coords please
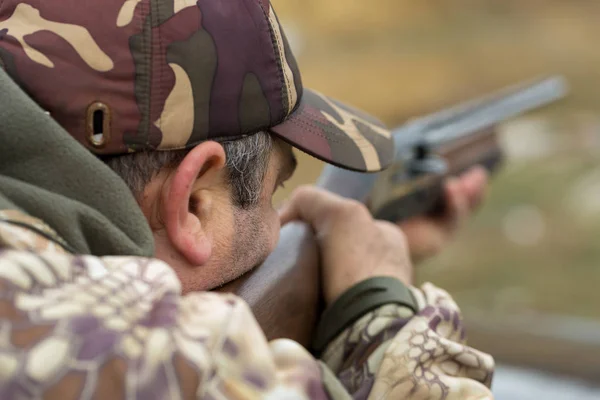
left=218, top=76, right=568, bottom=349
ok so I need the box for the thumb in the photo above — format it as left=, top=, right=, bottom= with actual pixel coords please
left=400, top=217, right=447, bottom=263
left=278, top=200, right=294, bottom=226
left=462, top=166, right=488, bottom=210
left=443, top=178, right=470, bottom=230
left=278, top=185, right=347, bottom=230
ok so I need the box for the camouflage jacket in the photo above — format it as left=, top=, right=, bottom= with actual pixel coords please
left=0, top=210, right=494, bottom=399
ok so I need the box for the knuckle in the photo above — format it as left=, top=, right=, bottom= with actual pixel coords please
left=292, top=184, right=314, bottom=196
left=290, top=185, right=317, bottom=201
left=338, top=199, right=370, bottom=218
left=376, top=220, right=408, bottom=242
left=396, top=228, right=409, bottom=246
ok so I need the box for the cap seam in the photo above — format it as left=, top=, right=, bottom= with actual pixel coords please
left=271, top=10, right=303, bottom=117
left=155, top=133, right=255, bottom=152
left=155, top=2, right=166, bottom=141
left=284, top=112, right=350, bottom=142
left=269, top=10, right=293, bottom=114
left=253, top=0, right=288, bottom=125
left=144, top=0, right=156, bottom=149
left=284, top=116, right=345, bottom=144
left=281, top=116, right=375, bottom=148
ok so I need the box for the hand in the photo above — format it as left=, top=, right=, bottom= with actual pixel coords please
left=400, top=166, right=488, bottom=264
left=279, top=186, right=413, bottom=305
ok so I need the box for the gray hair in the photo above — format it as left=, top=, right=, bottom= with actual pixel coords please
left=103, top=132, right=274, bottom=209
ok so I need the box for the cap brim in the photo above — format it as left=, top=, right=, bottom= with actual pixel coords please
left=269, top=89, right=394, bottom=173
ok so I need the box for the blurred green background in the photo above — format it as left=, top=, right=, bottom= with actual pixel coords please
left=272, top=0, right=600, bottom=322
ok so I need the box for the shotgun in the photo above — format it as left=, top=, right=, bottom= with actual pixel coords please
left=219, top=76, right=569, bottom=349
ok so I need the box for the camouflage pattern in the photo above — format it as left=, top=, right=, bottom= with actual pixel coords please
left=0, top=210, right=71, bottom=254
left=0, top=210, right=494, bottom=399
left=322, top=288, right=495, bottom=399
left=0, top=0, right=393, bottom=172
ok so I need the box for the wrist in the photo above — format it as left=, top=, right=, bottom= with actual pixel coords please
left=326, top=271, right=412, bottom=306
left=312, top=276, right=417, bottom=356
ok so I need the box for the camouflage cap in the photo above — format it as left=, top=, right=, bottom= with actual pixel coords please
left=0, top=0, right=393, bottom=172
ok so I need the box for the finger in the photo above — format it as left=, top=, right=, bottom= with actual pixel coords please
left=279, top=185, right=360, bottom=229
left=444, top=177, right=470, bottom=227
left=278, top=196, right=300, bottom=226
left=399, top=218, right=446, bottom=263
left=374, top=220, right=408, bottom=245
left=278, top=186, right=326, bottom=225
left=460, top=166, right=489, bottom=210
left=277, top=200, right=294, bottom=226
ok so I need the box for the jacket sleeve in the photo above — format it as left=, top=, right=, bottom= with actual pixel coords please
left=318, top=283, right=495, bottom=399
left=0, top=215, right=494, bottom=399
left=0, top=248, right=332, bottom=399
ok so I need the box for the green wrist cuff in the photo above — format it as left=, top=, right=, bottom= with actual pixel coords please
left=311, top=276, right=417, bottom=356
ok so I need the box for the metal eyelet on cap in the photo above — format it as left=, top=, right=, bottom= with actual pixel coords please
left=86, top=102, right=111, bottom=148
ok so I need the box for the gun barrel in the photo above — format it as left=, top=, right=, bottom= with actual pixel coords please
left=369, top=76, right=568, bottom=223
left=390, top=76, right=568, bottom=159
left=319, top=76, right=568, bottom=205
left=421, top=76, right=569, bottom=149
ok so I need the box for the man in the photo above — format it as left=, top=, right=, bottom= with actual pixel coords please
left=0, top=0, right=493, bottom=399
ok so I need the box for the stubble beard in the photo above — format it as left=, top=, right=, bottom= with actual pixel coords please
left=217, top=207, right=271, bottom=288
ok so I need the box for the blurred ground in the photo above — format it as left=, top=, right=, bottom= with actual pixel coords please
left=272, top=0, right=600, bottom=322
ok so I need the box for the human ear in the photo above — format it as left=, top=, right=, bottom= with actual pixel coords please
left=161, top=141, right=226, bottom=266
